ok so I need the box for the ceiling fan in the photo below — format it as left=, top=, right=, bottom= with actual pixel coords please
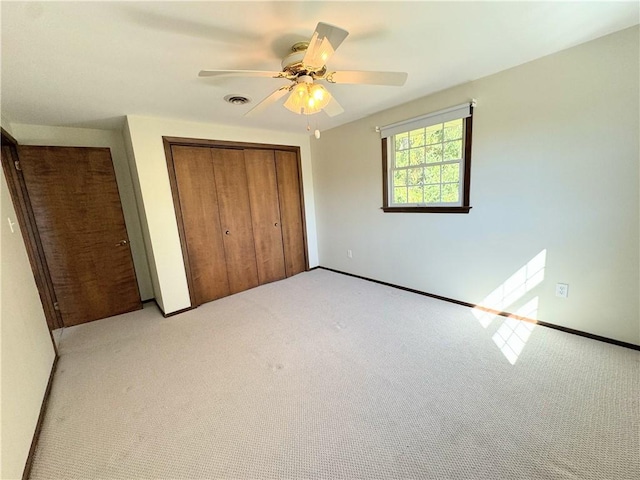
left=199, top=22, right=408, bottom=118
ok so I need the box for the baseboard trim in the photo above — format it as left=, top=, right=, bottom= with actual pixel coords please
left=163, top=307, right=193, bottom=318
left=22, top=355, right=59, bottom=480
left=152, top=299, right=194, bottom=318
left=318, top=266, right=640, bottom=351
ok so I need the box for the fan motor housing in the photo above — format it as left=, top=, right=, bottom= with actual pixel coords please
left=281, top=42, right=326, bottom=78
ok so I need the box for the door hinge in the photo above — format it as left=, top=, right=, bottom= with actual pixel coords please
left=53, top=302, right=60, bottom=311
left=14, top=160, right=21, bottom=171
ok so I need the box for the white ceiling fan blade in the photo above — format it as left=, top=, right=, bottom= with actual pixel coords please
left=303, top=22, right=349, bottom=69
left=323, top=96, right=344, bottom=117
left=325, top=70, right=408, bottom=86
left=244, top=86, right=291, bottom=117
left=199, top=70, right=285, bottom=79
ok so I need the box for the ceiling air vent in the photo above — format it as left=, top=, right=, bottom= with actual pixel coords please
left=224, top=94, right=251, bottom=105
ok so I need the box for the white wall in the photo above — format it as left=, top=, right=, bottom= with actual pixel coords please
left=9, top=124, right=154, bottom=301
left=1, top=162, right=56, bottom=479
left=311, top=26, right=639, bottom=345
left=1, top=115, right=14, bottom=135
left=124, top=115, right=318, bottom=314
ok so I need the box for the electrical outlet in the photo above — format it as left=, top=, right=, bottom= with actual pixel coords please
left=555, top=283, right=569, bottom=298
left=347, top=249, right=353, bottom=259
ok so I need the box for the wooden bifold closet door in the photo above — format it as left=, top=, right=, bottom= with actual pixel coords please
left=169, top=141, right=307, bottom=307
left=275, top=150, right=306, bottom=277
left=244, top=149, right=287, bottom=285
left=210, top=148, right=260, bottom=294
left=171, top=146, right=230, bottom=305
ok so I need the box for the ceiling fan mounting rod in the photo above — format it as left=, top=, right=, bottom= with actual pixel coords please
left=291, top=41, right=309, bottom=52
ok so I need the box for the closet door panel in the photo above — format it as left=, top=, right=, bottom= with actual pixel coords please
left=211, top=148, right=259, bottom=294
left=275, top=150, right=307, bottom=277
left=244, top=149, right=286, bottom=285
left=172, top=146, right=230, bottom=305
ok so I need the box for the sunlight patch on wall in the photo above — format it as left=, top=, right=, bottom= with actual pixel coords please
left=472, top=249, right=546, bottom=328
left=492, top=297, right=539, bottom=365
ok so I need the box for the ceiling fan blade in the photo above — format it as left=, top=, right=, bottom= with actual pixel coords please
left=325, top=70, right=408, bottom=86
left=244, top=86, right=291, bottom=117
left=199, top=70, right=285, bottom=79
left=303, top=22, right=349, bottom=69
left=323, top=96, right=344, bottom=118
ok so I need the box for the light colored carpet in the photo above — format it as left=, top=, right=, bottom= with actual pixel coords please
left=30, top=269, right=638, bottom=479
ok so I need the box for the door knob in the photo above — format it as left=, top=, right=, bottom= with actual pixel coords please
left=225, top=230, right=230, bottom=235
left=115, top=240, right=128, bottom=246
left=274, top=222, right=279, bottom=227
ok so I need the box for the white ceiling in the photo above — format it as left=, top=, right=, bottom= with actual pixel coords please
left=1, top=1, right=638, bottom=134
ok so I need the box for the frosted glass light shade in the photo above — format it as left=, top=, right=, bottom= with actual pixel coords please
left=284, top=84, right=308, bottom=113
left=284, top=83, right=332, bottom=115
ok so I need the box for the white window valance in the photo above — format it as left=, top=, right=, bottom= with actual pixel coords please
left=379, top=101, right=475, bottom=139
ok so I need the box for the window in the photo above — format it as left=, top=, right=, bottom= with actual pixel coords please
left=381, top=102, right=474, bottom=213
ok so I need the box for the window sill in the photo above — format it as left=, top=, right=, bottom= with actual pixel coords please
left=381, top=206, right=472, bottom=214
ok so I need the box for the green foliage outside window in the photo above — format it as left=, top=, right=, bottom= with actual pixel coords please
left=390, top=118, right=463, bottom=205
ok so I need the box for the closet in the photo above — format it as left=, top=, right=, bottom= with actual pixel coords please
left=165, top=138, right=307, bottom=308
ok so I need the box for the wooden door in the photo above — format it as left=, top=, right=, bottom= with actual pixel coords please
left=2, top=142, right=62, bottom=330
left=244, top=149, right=286, bottom=285
left=210, top=148, right=259, bottom=294
left=18, top=146, right=141, bottom=327
left=172, top=145, right=230, bottom=305
left=275, top=150, right=307, bottom=276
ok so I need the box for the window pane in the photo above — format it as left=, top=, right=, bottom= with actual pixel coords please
left=426, top=144, right=443, bottom=163
left=425, top=185, right=441, bottom=203
left=444, top=119, right=463, bottom=141
left=386, top=110, right=471, bottom=210
left=426, top=124, right=443, bottom=144
left=409, top=147, right=425, bottom=166
left=395, top=132, right=409, bottom=150
left=393, top=169, right=407, bottom=186
left=425, top=165, right=441, bottom=184
left=444, top=140, right=462, bottom=161
left=407, top=168, right=424, bottom=185
left=394, top=187, right=407, bottom=204
left=408, top=186, right=423, bottom=203
left=442, top=183, right=459, bottom=203
left=442, top=163, right=460, bottom=183
left=395, top=150, right=409, bottom=167
left=409, top=129, right=425, bottom=147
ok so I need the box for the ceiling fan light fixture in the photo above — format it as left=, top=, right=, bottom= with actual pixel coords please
left=201, top=22, right=407, bottom=120
left=284, top=88, right=305, bottom=113
left=284, top=82, right=331, bottom=115
left=311, top=83, right=326, bottom=101
left=294, top=83, right=307, bottom=98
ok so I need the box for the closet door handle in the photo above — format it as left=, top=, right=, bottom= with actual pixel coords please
left=225, top=230, right=230, bottom=235
left=274, top=222, right=279, bottom=227
left=115, top=239, right=128, bottom=247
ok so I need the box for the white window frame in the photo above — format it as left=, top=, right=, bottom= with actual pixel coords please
left=387, top=121, right=466, bottom=207
left=380, top=102, right=474, bottom=213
